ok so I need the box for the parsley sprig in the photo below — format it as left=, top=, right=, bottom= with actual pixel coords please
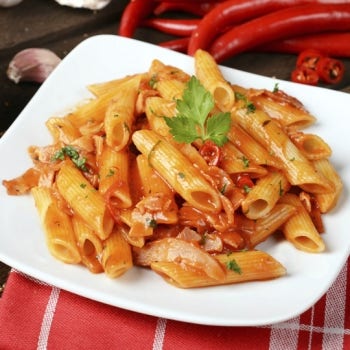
left=164, top=76, right=231, bottom=147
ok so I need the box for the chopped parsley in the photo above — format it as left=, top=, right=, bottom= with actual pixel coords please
left=273, top=83, right=279, bottom=93
left=243, top=185, right=251, bottom=194
left=234, top=91, right=256, bottom=114
left=164, top=76, right=231, bottom=146
left=53, top=145, right=88, bottom=172
left=146, top=218, right=158, bottom=228
left=149, top=74, right=157, bottom=88
left=241, top=155, right=250, bottom=168
left=226, top=259, right=242, bottom=274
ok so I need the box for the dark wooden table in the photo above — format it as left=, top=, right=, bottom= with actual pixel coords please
left=1, top=0, right=350, bottom=295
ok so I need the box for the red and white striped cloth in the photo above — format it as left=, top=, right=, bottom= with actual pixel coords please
left=0, top=258, right=349, bottom=350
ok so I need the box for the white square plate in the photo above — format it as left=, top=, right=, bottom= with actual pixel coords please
left=0, top=35, right=349, bottom=326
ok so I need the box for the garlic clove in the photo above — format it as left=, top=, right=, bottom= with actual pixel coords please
left=0, top=0, right=23, bottom=7
left=7, top=48, right=61, bottom=84
left=54, top=0, right=111, bottom=10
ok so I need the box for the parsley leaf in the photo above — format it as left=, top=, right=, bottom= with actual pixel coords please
left=226, top=259, right=242, bottom=274
left=164, top=76, right=231, bottom=146
left=53, top=145, right=88, bottom=172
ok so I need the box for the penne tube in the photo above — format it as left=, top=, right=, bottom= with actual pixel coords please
left=241, top=171, right=290, bottom=220
left=104, top=75, right=141, bottom=151
left=46, top=117, right=81, bottom=144
left=289, top=131, right=332, bottom=160
left=66, top=79, right=134, bottom=129
left=136, top=154, right=174, bottom=197
left=148, top=59, right=190, bottom=83
left=150, top=250, right=286, bottom=288
left=87, top=74, right=140, bottom=97
left=313, top=158, right=343, bottom=213
left=194, top=49, right=235, bottom=112
left=233, top=107, right=333, bottom=194
left=132, top=129, right=222, bottom=213
left=72, top=215, right=103, bottom=273
left=31, top=186, right=81, bottom=264
left=134, top=237, right=226, bottom=281
left=251, top=203, right=297, bottom=247
left=56, top=162, right=114, bottom=240
left=98, top=145, right=132, bottom=209
left=155, top=79, right=186, bottom=101
left=279, top=193, right=325, bottom=253
left=101, top=226, right=133, bottom=278
left=227, top=122, right=280, bottom=168
left=220, top=141, right=268, bottom=178
left=244, top=87, right=317, bottom=129
left=145, top=96, right=176, bottom=138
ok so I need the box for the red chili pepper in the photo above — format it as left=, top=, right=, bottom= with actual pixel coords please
left=296, top=49, right=324, bottom=70
left=199, top=140, right=221, bottom=166
left=291, top=67, right=319, bottom=85
left=316, top=57, right=345, bottom=84
left=258, top=32, right=350, bottom=58
left=154, top=2, right=217, bottom=17
left=187, top=0, right=350, bottom=56
left=159, top=37, right=190, bottom=53
left=142, top=18, right=199, bottom=37
left=209, top=4, right=350, bottom=63
left=119, top=0, right=157, bottom=37
left=234, top=174, right=254, bottom=190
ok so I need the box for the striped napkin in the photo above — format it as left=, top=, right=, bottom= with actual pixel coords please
left=0, top=258, right=349, bottom=350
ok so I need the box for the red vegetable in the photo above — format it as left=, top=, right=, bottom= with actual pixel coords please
left=234, top=174, right=254, bottom=190
left=296, top=49, right=324, bottom=70
left=199, top=140, right=221, bottom=166
left=209, top=4, right=350, bottom=63
left=291, top=67, right=319, bottom=85
left=142, top=18, right=199, bottom=37
left=119, top=0, right=157, bottom=37
left=258, top=32, right=350, bottom=58
left=187, top=0, right=350, bottom=56
left=316, top=57, right=345, bottom=84
left=159, top=37, right=190, bottom=53
left=154, top=2, right=217, bottom=17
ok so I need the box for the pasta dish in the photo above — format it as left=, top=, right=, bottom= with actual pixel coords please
left=2, top=49, right=342, bottom=288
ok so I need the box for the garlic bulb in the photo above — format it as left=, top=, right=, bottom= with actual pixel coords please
left=0, top=0, right=23, bottom=7
left=54, top=0, right=111, bottom=10
left=7, top=48, right=61, bottom=84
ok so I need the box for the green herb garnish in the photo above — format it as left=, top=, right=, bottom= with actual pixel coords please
left=53, top=145, right=88, bottom=172
left=234, top=91, right=256, bottom=114
left=226, top=259, right=242, bottom=274
left=164, top=76, right=231, bottom=146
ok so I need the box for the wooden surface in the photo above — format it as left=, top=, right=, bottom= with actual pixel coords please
left=1, top=1, right=350, bottom=294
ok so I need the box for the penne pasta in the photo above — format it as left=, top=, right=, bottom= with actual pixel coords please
left=313, top=158, right=343, bottom=213
left=98, top=145, right=132, bottom=209
left=232, top=107, right=333, bottom=194
left=251, top=203, right=297, bottom=247
left=227, top=122, right=280, bottom=168
left=3, top=49, right=342, bottom=288
left=279, top=193, right=325, bottom=253
left=31, top=186, right=81, bottom=264
left=241, top=171, right=290, bottom=220
left=46, top=117, right=81, bottom=144
left=150, top=250, right=286, bottom=288
left=132, top=129, right=222, bottom=214
left=101, top=226, right=133, bottom=278
left=288, top=131, right=332, bottom=160
left=56, top=161, right=114, bottom=240
left=194, top=49, right=235, bottom=112
left=104, top=75, right=141, bottom=151
left=72, top=215, right=103, bottom=273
